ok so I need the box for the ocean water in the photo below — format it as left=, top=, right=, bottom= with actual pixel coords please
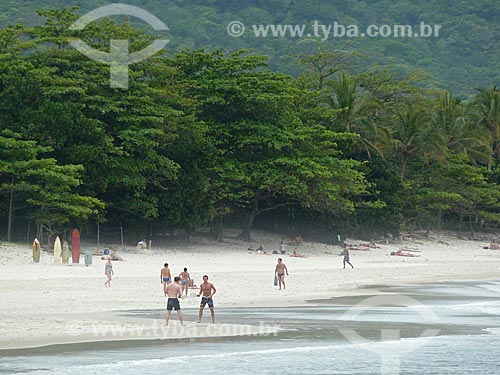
left=1, top=281, right=500, bottom=375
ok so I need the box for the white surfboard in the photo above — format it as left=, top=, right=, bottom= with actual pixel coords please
left=54, top=236, right=62, bottom=263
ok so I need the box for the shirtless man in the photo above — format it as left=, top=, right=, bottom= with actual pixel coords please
left=274, top=258, right=289, bottom=290
left=197, top=275, right=217, bottom=323
left=165, top=276, right=183, bottom=325
left=341, top=244, right=354, bottom=268
left=279, top=241, right=286, bottom=254
left=179, top=267, right=190, bottom=297
left=160, top=263, right=172, bottom=296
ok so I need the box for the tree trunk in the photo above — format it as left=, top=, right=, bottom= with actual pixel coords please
left=37, top=222, right=42, bottom=245
left=318, top=74, right=324, bottom=90
left=212, top=215, right=224, bottom=242
left=239, top=199, right=294, bottom=242
left=240, top=210, right=256, bottom=242
left=240, top=198, right=259, bottom=242
left=241, top=223, right=252, bottom=242
left=458, top=215, right=463, bottom=238
left=7, top=182, right=14, bottom=242
left=400, top=157, right=408, bottom=180
left=469, top=216, right=474, bottom=238
left=184, top=228, right=192, bottom=243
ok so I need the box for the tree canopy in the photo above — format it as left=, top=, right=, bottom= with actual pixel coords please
left=0, top=6, right=499, bottom=243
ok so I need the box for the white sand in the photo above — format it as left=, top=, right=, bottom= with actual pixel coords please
left=0, top=231, right=499, bottom=349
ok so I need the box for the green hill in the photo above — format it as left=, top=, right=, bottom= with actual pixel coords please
left=1, top=0, right=498, bottom=95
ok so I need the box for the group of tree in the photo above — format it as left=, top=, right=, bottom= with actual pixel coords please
left=0, top=8, right=499, bottom=244
left=0, top=0, right=498, bottom=95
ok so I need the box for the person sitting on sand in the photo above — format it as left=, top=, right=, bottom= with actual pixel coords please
left=490, top=241, right=500, bottom=250
left=290, top=247, right=306, bottom=257
left=110, top=249, right=124, bottom=261
left=248, top=245, right=255, bottom=251
left=293, top=235, right=303, bottom=246
left=137, top=239, right=148, bottom=250
left=401, top=233, right=412, bottom=240
left=189, top=278, right=196, bottom=288
left=257, top=244, right=264, bottom=251
left=101, top=252, right=124, bottom=261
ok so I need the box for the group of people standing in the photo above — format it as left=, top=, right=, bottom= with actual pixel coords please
left=160, top=263, right=192, bottom=297
left=104, top=242, right=353, bottom=325
left=160, top=263, right=217, bottom=325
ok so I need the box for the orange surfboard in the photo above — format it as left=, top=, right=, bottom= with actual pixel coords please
left=71, top=228, right=81, bottom=263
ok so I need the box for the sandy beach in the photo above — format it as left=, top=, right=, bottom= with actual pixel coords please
left=1, top=230, right=499, bottom=350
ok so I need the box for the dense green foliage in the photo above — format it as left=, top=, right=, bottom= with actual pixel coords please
left=0, top=0, right=498, bottom=95
left=0, top=7, right=499, bottom=243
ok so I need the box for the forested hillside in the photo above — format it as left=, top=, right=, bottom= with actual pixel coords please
left=0, top=5, right=499, bottom=244
left=0, top=0, right=498, bottom=95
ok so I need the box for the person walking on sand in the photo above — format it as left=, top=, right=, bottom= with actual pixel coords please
left=197, top=275, right=217, bottom=323
left=341, top=244, right=354, bottom=269
left=104, top=257, right=113, bottom=287
left=274, top=258, right=289, bottom=290
left=179, top=267, right=190, bottom=297
left=160, top=263, right=172, bottom=296
left=165, top=276, right=184, bottom=325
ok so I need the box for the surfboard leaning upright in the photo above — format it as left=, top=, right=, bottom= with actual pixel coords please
left=53, top=236, right=62, bottom=264
left=32, top=239, right=41, bottom=263
left=72, top=228, right=81, bottom=264
left=62, top=240, right=71, bottom=264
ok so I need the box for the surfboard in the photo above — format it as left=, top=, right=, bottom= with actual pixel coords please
left=32, top=239, right=41, bottom=263
left=72, top=228, right=80, bottom=264
left=54, top=236, right=62, bottom=263
left=62, top=240, right=70, bottom=264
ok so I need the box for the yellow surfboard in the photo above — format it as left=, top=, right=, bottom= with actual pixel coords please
left=54, top=236, right=62, bottom=264
left=32, top=239, right=41, bottom=263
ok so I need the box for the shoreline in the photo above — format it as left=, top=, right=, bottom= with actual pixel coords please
left=1, top=233, right=500, bottom=351
left=0, top=321, right=280, bottom=352
left=2, top=274, right=499, bottom=351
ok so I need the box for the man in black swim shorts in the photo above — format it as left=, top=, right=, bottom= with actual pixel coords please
left=274, top=258, right=289, bottom=290
left=197, top=275, right=217, bottom=323
left=165, top=276, right=183, bottom=325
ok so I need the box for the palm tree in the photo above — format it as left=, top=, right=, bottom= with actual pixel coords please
left=327, top=73, right=388, bottom=157
left=473, top=85, right=500, bottom=167
left=389, top=104, right=444, bottom=180
left=434, top=92, right=492, bottom=166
